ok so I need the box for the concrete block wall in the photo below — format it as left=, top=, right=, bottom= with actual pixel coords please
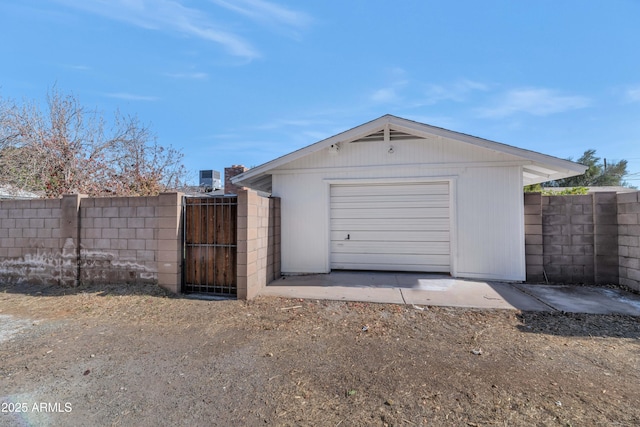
left=0, top=193, right=183, bottom=291
left=236, top=189, right=281, bottom=300
left=156, top=192, right=184, bottom=293
left=79, top=195, right=159, bottom=286
left=524, top=193, right=544, bottom=282
left=618, top=191, right=640, bottom=291
left=525, top=192, right=621, bottom=285
left=0, top=198, right=64, bottom=285
left=542, top=194, right=595, bottom=283
left=267, top=197, right=281, bottom=284
left=593, top=192, right=619, bottom=284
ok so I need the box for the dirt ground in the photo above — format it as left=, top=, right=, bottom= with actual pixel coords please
left=1, top=282, right=639, bottom=427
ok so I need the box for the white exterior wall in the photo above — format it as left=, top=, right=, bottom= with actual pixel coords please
left=455, top=166, right=525, bottom=280
left=271, top=137, right=526, bottom=281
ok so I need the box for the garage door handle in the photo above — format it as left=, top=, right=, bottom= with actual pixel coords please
left=345, top=234, right=350, bottom=240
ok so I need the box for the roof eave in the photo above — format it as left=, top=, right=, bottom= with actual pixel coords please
left=231, top=114, right=588, bottom=191
left=231, top=115, right=394, bottom=186
left=522, top=163, right=587, bottom=186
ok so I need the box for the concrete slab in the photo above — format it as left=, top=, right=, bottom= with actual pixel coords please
left=262, top=272, right=548, bottom=310
left=513, top=284, right=640, bottom=315
left=271, top=271, right=405, bottom=288
left=401, top=281, right=550, bottom=311
left=259, top=283, right=405, bottom=305
left=262, top=272, right=640, bottom=315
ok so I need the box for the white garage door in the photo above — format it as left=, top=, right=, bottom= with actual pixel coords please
left=330, top=182, right=450, bottom=272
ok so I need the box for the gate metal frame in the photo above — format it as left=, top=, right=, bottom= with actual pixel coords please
left=182, top=195, right=238, bottom=296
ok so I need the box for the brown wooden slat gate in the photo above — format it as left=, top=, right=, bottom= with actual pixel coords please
left=183, top=196, right=237, bottom=296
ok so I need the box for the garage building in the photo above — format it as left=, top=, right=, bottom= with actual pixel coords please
left=232, top=115, right=586, bottom=281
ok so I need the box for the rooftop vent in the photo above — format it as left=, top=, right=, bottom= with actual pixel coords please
left=351, top=127, right=425, bottom=143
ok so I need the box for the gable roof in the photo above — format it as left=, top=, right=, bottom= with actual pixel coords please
left=232, top=114, right=587, bottom=193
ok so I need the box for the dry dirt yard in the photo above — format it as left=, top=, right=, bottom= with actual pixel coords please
left=1, top=282, right=639, bottom=427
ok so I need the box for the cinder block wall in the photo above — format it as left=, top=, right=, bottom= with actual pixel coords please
left=593, top=192, right=619, bottom=284
left=236, top=190, right=281, bottom=299
left=524, top=192, right=620, bottom=285
left=542, top=194, right=595, bottom=283
left=0, top=193, right=183, bottom=291
left=0, top=198, right=64, bottom=285
left=618, top=192, right=640, bottom=291
left=156, top=192, right=184, bottom=293
left=524, top=193, right=544, bottom=282
left=79, top=196, right=160, bottom=285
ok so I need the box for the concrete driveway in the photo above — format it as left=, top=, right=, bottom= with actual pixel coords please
left=261, top=272, right=640, bottom=315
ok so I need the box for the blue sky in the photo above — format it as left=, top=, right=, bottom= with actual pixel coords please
left=1, top=0, right=640, bottom=185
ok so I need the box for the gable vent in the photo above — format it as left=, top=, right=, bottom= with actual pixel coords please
left=351, top=127, right=425, bottom=143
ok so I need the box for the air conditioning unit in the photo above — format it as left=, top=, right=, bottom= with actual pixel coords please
left=199, top=170, right=221, bottom=191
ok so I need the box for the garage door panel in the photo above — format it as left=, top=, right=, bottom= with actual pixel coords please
left=331, top=218, right=450, bottom=231
left=332, top=192, right=449, bottom=201
left=333, top=253, right=450, bottom=265
left=331, top=199, right=448, bottom=210
left=331, top=241, right=449, bottom=255
left=332, top=262, right=448, bottom=272
left=332, top=183, right=449, bottom=197
left=331, top=207, right=449, bottom=219
left=330, top=230, right=450, bottom=242
left=332, top=253, right=450, bottom=268
left=330, top=182, right=451, bottom=272
left=331, top=193, right=449, bottom=206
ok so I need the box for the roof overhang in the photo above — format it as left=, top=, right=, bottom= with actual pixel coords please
left=0, top=185, right=41, bottom=200
left=232, top=114, right=587, bottom=193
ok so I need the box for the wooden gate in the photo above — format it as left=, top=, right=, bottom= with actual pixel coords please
left=183, top=196, right=237, bottom=296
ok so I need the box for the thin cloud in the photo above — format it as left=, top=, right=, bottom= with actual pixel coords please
left=255, top=117, right=332, bottom=131
left=204, top=133, right=242, bottom=140
left=626, top=86, right=640, bottom=103
left=371, top=88, right=400, bottom=103
left=209, top=0, right=312, bottom=33
left=423, top=79, right=489, bottom=104
left=370, top=77, right=485, bottom=107
left=370, top=78, right=408, bottom=104
left=478, top=88, right=591, bottom=118
left=53, top=0, right=259, bottom=59
left=63, top=64, right=91, bottom=71
left=165, top=72, right=209, bottom=80
left=104, top=92, right=160, bottom=101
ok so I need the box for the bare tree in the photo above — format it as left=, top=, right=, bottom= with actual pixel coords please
left=0, top=88, right=186, bottom=197
left=106, top=114, right=187, bottom=196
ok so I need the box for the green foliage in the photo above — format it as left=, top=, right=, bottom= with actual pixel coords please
left=542, top=187, right=589, bottom=195
left=524, top=184, right=588, bottom=195
left=545, top=149, right=630, bottom=187
left=524, top=184, right=542, bottom=193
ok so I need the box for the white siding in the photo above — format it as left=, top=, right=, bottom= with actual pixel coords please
left=274, top=173, right=329, bottom=273
left=271, top=136, right=526, bottom=281
left=279, top=137, right=522, bottom=171
left=455, top=166, right=525, bottom=280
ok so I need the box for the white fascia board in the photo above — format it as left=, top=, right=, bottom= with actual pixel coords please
left=232, top=114, right=587, bottom=186
left=387, top=116, right=587, bottom=176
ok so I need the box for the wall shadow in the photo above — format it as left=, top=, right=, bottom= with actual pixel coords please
left=0, top=281, right=177, bottom=298
left=516, top=310, right=640, bottom=339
